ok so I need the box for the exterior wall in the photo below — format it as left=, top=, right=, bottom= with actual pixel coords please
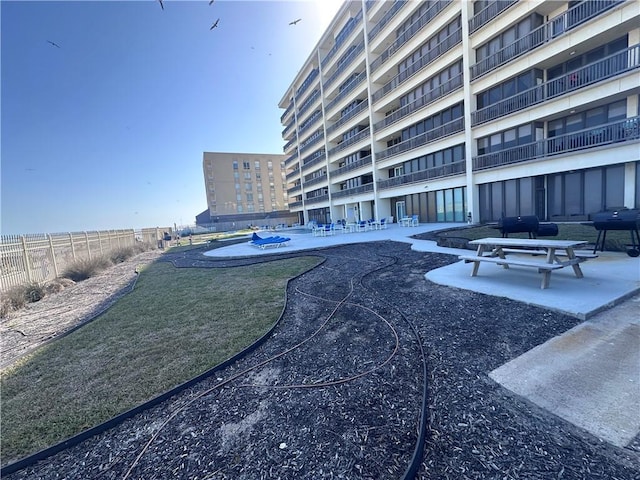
left=279, top=0, right=640, bottom=224
left=202, top=152, right=292, bottom=225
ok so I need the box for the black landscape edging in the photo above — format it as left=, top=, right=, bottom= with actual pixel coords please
left=1, top=256, right=325, bottom=477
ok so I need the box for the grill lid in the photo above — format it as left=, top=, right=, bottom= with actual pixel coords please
left=592, top=210, right=640, bottom=231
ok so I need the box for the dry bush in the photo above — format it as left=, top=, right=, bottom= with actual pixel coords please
left=61, top=256, right=112, bottom=282
left=109, top=247, right=135, bottom=264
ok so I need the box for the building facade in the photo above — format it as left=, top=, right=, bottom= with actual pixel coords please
left=279, top=0, right=640, bottom=226
left=201, top=152, right=296, bottom=229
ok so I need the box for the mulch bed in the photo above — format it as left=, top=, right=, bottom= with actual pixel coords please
left=4, top=241, right=639, bottom=479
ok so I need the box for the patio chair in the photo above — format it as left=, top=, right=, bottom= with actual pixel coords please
left=357, top=220, right=368, bottom=232
left=411, top=214, right=419, bottom=226
left=379, top=218, right=387, bottom=229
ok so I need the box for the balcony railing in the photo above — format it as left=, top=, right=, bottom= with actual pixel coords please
left=299, top=131, right=324, bottom=154
left=285, top=153, right=298, bottom=166
left=326, top=99, right=369, bottom=135
left=304, top=174, right=328, bottom=188
left=471, top=0, right=623, bottom=79
left=376, top=117, right=465, bottom=161
left=332, top=183, right=374, bottom=199
left=469, top=0, right=518, bottom=34
left=370, top=0, right=451, bottom=74
left=372, top=28, right=462, bottom=103
left=328, top=127, right=371, bottom=156
left=321, top=10, right=363, bottom=68
left=288, top=184, right=302, bottom=195
left=305, top=194, right=329, bottom=205
left=298, top=110, right=323, bottom=137
left=377, top=160, right=466, bottom=189
left=325, top=72, right=368, bottom=112
left=472, top=116, right=640, bottom=170
left=324, top=42, right=365, bottom=90
left=289, top=200, right=303, bottom=208
left=286, top=168, right=301, bottom=180
left=296, top=69, right=319, bottom=98
left=330, top=155, right=373, bottom=177
left=297, top=90, right=320, bottom=118
left=280, top=102, right=294, bottom=123
left=282, top=121, right=295, bottom=139
left=472, top=44, right=640, bottom=125
left=368, top=0, right=408, bottom=42
left=302, top=149, right=327, bottom=170
left=374, top=73, right=463, bottom=132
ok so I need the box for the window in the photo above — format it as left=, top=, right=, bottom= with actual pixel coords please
left=232, top=161, right=238, bottom=170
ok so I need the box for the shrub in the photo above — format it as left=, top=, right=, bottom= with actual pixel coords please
left=61, top=256, right=112, bottom=282
left=23, top=282, right=46, bottom=303
left=0, top=286, right=27, bottom=318
left=109, top=246, right=135, bottom=264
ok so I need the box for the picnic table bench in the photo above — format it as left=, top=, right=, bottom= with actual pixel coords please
left=459, top=238, right=594, bottom=289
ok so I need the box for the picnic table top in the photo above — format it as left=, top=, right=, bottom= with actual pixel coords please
left=469, top=238, right=588, bottom=249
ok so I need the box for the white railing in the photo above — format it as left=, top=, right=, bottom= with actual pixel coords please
left=0, top=228, right=167, bottom=293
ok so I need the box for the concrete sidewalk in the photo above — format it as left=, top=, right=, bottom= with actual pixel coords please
left=205, top=223, right=640, bottom=448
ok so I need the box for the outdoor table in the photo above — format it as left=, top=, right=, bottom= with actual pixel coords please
left=459, top=238, right=592, bottom=289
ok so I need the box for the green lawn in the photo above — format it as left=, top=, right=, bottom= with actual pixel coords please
left=0, top=255, right=321, bottom=465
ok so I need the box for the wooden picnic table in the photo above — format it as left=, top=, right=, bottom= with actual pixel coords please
left=459, top=237, right=595, bottom=289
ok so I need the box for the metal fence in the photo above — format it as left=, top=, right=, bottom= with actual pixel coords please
left=0, top=228, right=171, bottom=293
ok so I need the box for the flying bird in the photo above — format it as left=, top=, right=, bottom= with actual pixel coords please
left=210, top=18, right=220, bottom=30
left=209, top=0, right=215, bottom=5
left=47, top=40, right=61, bottom=48
left=289, top=18, right=301, bottom=25
left=157, top=0, right=164, bottom=10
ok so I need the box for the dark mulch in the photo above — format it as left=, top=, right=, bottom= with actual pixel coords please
left=5, top=241, right=639, bottom=479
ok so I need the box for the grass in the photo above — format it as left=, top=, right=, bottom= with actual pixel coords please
left=435, top=223, right=633, bottom=251
left=0, top=255, right=321, bottom=465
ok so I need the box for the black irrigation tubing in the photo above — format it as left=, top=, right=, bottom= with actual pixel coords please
left=0, top=252, right=327, bottom=477
left=358, top=253, right=430, bottom=480
left=121, top=261, right=362, bottom=479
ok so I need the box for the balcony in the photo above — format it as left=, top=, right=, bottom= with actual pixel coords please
left=377, top=160, right=466, bottom=190
left=472, top=116, right=640, bottom=170
left=299, top=131, right=324, bottom=154
left=376, top=118, right=465, bottom=161
left=280, top=102, right=294, bottom=123
left=371, top=28, right=462, bottom=104
left=370, top=0, right=451, bottom=74
left=289, top=200, right=303, bottom=208
left=298, top=110, right=323, bottom=137
left=472, top=44, right=640, bottom=125
left=285, top=152, right=298, bottom=167
left=324, top=42, right=365, bottom=90
left=305, top=194, right=329, bottom=205
left=326, top=99, right=369, bottom=135
left=288, top=184, right=302, bottom=194
left=471, top=1, right=624, bottom=79
left=302, top=149, right=327, bottom=170
left=321, top=10, right=363, bottom=68
left=374, top=73, right=462, bottom=132
left=332, top=183, right=374, bottom=199
left=297, top=90, right=320, bottom=118
left=368, top=0, right=408, bottom=42
left=286, top=168, right=301, bottom=180
left=328, top=127, right=371, bottom=156
left=468, top=0, right=518, bottom=34
left=330, top=155, right=373, bottom=177
left=325, top=72, right=368, bottom=113
left=296, top=69, right=319, bottom=98
left=304, top=174, right=328, bottom=188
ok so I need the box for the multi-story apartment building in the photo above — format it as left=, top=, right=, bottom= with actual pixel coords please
left=201, top=152, right=296, bottom=229
left=279, top=0, right=640, bottom=226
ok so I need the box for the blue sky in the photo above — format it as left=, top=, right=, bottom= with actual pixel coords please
left=1, top=0, right=341, bottom=234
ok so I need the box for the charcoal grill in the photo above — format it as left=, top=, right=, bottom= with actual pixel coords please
left=591, top=209, right=640, bottom=256
left=497, top=215, right=539, bottom=238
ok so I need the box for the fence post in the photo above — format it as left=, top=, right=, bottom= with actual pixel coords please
left=48, top=234, right=59, bottom=278
left=85, top=232, right=92, bottom=259
left=69, top=233, right=76, bottom=259
left=20, top=236, right=33, bottom=283
left=97, top=231, right=103, bottom=254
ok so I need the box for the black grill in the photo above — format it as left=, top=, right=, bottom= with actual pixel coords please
left=591, top=209, right=640, bottom=256
left=497, top=216, right=539, bottom=238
